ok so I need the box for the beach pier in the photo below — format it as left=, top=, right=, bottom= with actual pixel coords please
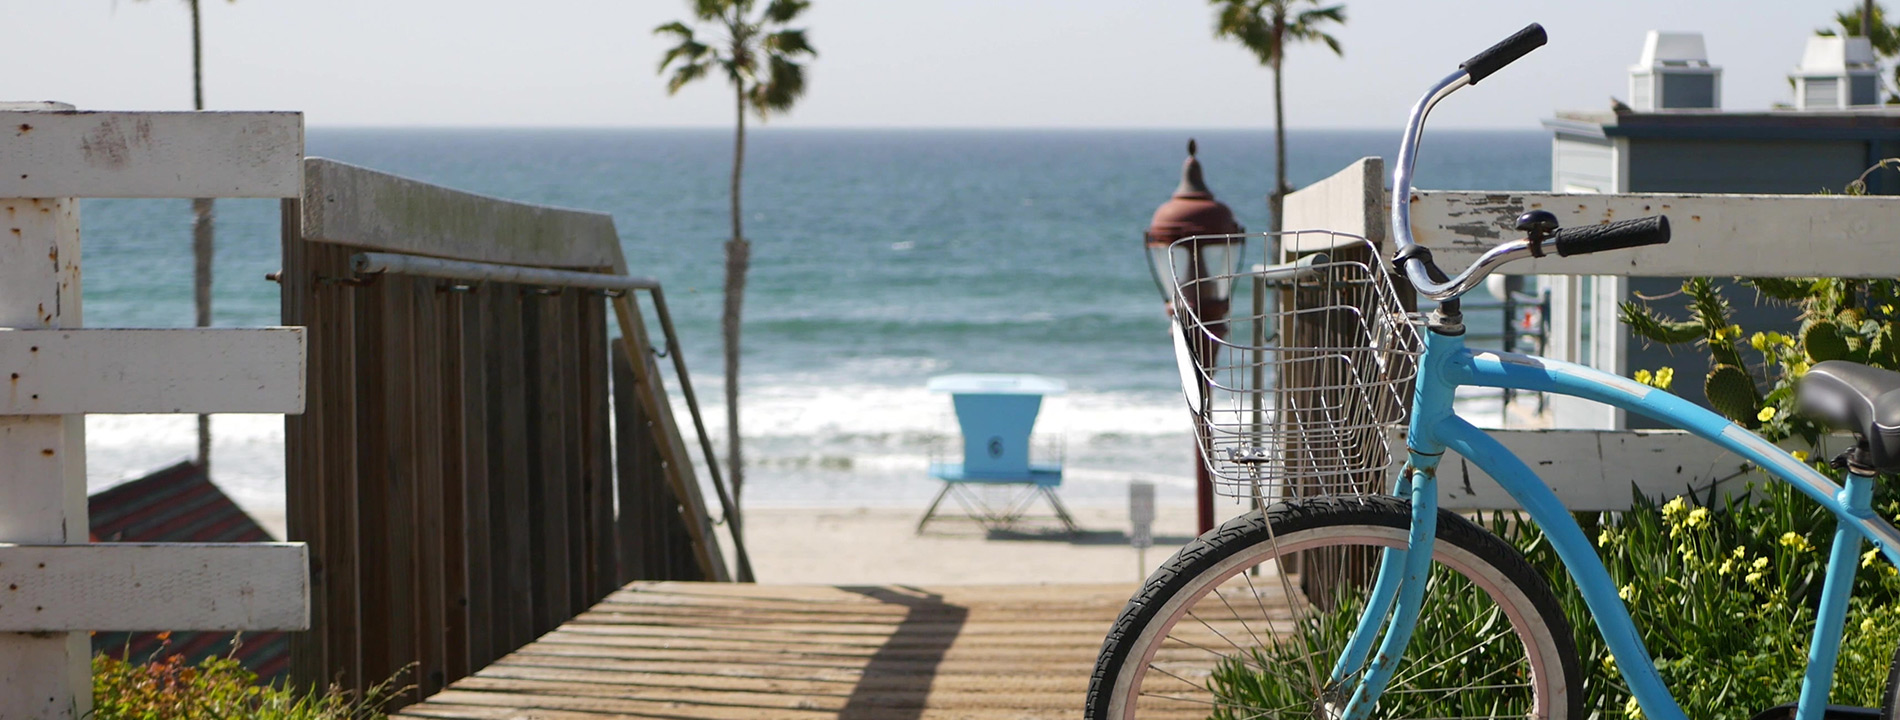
left=0, top=105, right=311, bottom=716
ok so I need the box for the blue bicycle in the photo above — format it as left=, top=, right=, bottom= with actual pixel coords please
left=1087, top=23, right=1900, bottom=720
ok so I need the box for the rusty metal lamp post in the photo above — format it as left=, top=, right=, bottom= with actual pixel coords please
left=1144, top=140, right=1245, bottom=535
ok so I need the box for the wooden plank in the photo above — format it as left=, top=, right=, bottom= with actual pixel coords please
left=351, top=273, right=397, bottom=695
left=457, top=288, right=495, bottom=670
left=437, top=286, right=473, bottom=683
left=0, top=543, right=308, bottom=631
left=0, top=194, right=89, bottom=714
left=580, top=293, right=616, bottom=601
left=1439, top=428, right=1852, bottom=511
left=318, top=243, right=364, bottom=694
left=280, top=198, right=328, bottom=687
left=411, top=280, right=449, bottom=698
left=300, top=159, right=619, bottom=269
left=379, top=275, right=421, bottom=706
left=1408, top=191, right=1900, bottom=277
left=0, top=110, right=303, bottom=198
left=484, top=284, right=535, bottom=653
left=0, top=328, right=305, bottom=414
left=522, top=290, right=572, bottom=634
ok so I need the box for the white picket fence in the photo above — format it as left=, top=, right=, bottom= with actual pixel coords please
left=0, top=103, right=309, bottom=717
left=1282, top=158, right=1900, bottom=511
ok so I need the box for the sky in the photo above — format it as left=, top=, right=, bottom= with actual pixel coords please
left=2, top=0, right=1863, bottom=129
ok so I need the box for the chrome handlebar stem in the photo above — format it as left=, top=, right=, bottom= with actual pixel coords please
left=1388, top=70, right=1523, bottom=303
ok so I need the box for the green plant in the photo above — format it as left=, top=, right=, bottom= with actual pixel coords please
left=91, top=635, right=407, bottom=720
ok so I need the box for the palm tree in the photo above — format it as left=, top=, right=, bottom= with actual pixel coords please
left=655, top=0, right=815, bottom=510
left=135, top=0, right=228, bottom=470
left=1209, top=0, right=1344, bottom=233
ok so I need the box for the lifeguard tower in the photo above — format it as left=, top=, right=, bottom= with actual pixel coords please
left=919, top=374, right=1076, bottom=534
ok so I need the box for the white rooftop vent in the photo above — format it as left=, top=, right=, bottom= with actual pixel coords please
left=1792, top=35, right=1880, bottom=110
left=1629, top=32, right=1720, bottom=111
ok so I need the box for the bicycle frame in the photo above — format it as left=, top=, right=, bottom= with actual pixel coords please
left=1331, top=325, right=1900, bottom=720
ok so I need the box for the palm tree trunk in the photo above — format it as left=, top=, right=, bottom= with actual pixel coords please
left=190, top=0, right=216, bottom=473
left=724, top=84, right=750, bottom=508
left=1269, top=20, right=1287, bottom=236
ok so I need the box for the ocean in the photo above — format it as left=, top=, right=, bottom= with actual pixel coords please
left=78, top=127, right=1550, bottom=514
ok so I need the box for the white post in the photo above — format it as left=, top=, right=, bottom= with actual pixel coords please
left=0, top=192, right=90, bottom=716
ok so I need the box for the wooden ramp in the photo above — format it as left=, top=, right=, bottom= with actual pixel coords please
left=394, top=581, right=1137, bottom=719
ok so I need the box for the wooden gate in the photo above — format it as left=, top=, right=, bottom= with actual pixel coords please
left=282, top=158, right=736, bottom=703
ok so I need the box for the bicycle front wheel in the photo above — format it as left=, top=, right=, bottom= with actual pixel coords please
left=1087, top=495, right=1581, bottom=720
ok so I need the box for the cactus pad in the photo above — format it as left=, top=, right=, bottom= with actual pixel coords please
left=1705, top=363, right=1763, bottom=427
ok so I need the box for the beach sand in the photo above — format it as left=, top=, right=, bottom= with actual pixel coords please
left=246, top=501, right=1211, bottom=587
left=739, top=503, right=1203, bottom=586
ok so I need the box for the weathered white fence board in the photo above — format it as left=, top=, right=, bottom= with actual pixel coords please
left=301, top=158, right=621, bottom=268
left=1409, top=191, right=1900, bottom=277
left=1431, top=429, right=1746, bottom=511
left=0, top=544, right=308, bottom=631
left=0, top=111, right=302, bottom=198
left=0, top=328, right=305, bottom=414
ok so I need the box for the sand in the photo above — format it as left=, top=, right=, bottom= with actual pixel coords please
left=738, top=503, right=1204, bottom=586
left=246, top=499, right=1215, bottom=587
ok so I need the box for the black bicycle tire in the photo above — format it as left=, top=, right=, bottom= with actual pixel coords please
left=1084, top=494, right=1584, bottom=720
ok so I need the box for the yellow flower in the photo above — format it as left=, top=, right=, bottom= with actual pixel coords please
left=1792, top=450, right=1809, bottom=463
left=1619, top=584, right=1635, bottom=601
left=1733, top=546, right=1747, bottom=559
left=1625, top=696, right=1645, bottom=720
left=1790, top=360, right=1811, bottom=377
left=1686, top=507, right=1710, bottom=528
left=1747, top=571, right=1765, bottom=585
left=1758, top=406, right=1778, bottom=422
left=1723, top=324, right=1744, bottom=340
left=1779, top=532, right=1812, bottom=553
left=1655, top=367, right=1674, bottom=390
left=1634, top=369, right=1652, bottom=385
left=1603, top=654, right=1618, bottom=673
left=1865, top=548, right=1882, bottom=569
left=1753, top=556, right=1770, bottom=570
left=1598, top=528, right=1616, bottom=548
left=1718, top=559, right=1735, bottom=575
left=1750, top=332, right=1769, bottom=351
left=1662, top=496, right=1688, bottom=522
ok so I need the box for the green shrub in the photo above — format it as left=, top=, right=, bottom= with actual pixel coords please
left=91, top=635, right=406, bottom=720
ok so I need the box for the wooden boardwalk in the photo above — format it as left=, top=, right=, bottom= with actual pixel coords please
left=394, top=581, right=1140, bottom=719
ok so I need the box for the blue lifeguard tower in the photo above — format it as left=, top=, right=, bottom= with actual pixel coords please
left=919, top=374, right=1076, bottom=534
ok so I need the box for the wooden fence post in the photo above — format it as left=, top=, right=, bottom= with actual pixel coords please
left=0, top=192, right=92, bottom=716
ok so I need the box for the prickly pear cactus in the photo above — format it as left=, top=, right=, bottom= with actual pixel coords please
left=1705, top=363, right=1764, bottom=428
left=1802, top=320, right=1850, bottom=363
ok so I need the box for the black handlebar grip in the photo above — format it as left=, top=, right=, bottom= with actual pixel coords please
left=1460, top=23, right=1548, bottom=85
left=1553, top=215, right=1671, bottom=257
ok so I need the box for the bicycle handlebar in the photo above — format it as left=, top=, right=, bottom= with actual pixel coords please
left=1460, top=24, right=1547, bottom=85
left=1389, top=23, right=1671, bottom=303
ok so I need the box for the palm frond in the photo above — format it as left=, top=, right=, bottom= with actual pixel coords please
left=763, top=0, right=811, bottom=24
left=665, top=60, right=714, bottom=95
left=764, top=28, right=816, bottom=58
left=658, top=35, right=712, bottom=72
left=1211, top=0, right=1276, bottom=65
left=750, top=55, right=806, bottom=115
left=692, top=0, right=726, bottom=22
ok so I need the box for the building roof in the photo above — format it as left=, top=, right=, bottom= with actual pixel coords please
left=89, top=460, right=289, bottom=682
left=1546, top=108, right=1900, bottom=141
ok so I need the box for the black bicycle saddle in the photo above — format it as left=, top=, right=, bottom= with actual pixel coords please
left=1797, top=360, right=1900, bottom=473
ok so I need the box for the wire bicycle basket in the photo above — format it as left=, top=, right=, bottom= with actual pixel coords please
left=1166, top=231, right=1423, bottom=500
